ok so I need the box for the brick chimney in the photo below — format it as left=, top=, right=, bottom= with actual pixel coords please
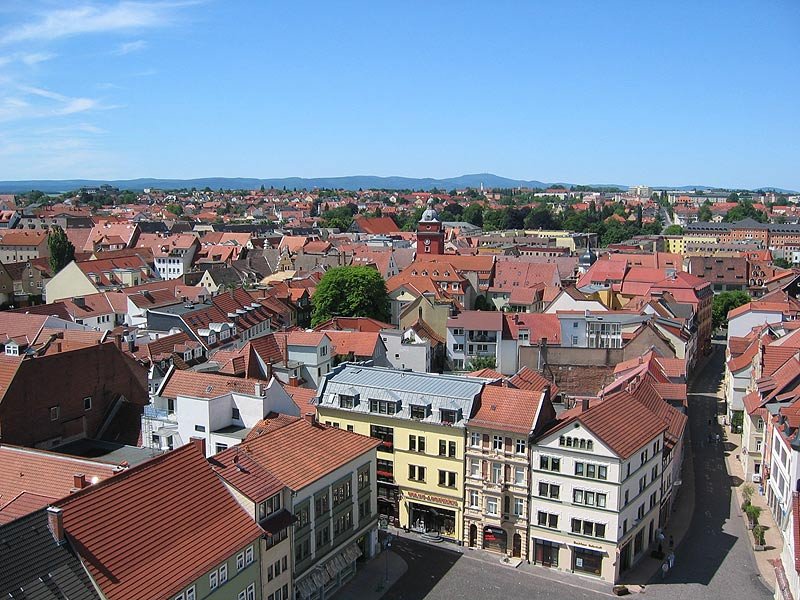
left=189, top=436, right=206, bottom=456
left=47, top=506, right=65, bottom=545
left=304, top=412, right=316, bottom=425
left=581, top=397, right=590, bottom=412
left=72, top=473, right=87, bottom=489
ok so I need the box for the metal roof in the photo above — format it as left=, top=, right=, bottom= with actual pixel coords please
left=316, top=364, right=487, bottom=427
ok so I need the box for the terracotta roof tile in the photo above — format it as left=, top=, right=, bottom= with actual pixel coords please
left=161, top=369, right=269, bottom=399
left=508, top=366, right=560, bottom=397
left=56, top=444, right=263, bottom=600
left=236, top=416, right=378, bottom=490
left=470, top=386, right=544, bottom=434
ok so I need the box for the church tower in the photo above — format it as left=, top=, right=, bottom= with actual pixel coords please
left=416, top=199, right=444, bottom=255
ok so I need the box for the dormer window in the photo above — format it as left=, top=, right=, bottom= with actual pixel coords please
left=409, top=404, right=430, bottom=420
left=440, top=408, right=458, bottom=425
left=339, top=394, right=358, bottom=409
left=5, top=343, right=18, bottom=356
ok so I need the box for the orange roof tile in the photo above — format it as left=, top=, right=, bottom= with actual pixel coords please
left=161, top=369, right=269, bottom=399
left=57, top=444, right=263, bottom=600
left=236, top=416, right=379, bottom=491
left=0, top=444, right=121, bottom=524
left=470, top=386, right=545, bottom=434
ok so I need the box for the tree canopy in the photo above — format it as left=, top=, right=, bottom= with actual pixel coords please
left=723, top=200, right=767, bottom=223
left=712, top=291, right=750, bottom=330
left=311, top=266, right=391, bottom=326
left=48, top=225, right=75, bottom=274
left=466, top=356, right=496, bottom=371
left=663, top=224, right=684, bottom=235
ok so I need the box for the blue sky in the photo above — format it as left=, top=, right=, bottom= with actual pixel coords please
left=0, top=1, right=797, bottom=189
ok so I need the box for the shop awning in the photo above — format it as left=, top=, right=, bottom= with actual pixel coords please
left=295, top=542, right=362, bottom=599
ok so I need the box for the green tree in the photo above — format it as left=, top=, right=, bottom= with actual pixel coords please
left=466, top=356, right=496, bottom=371
left=774, top=257, right=792, bottom=269
left=463, top=204, right=484, bottom=227
left=524, top=206, right=558, bottom=230
left=166, top=203, right=184, bottom=217
left=724, top=200, right=767, bottom=223
left=663, top=224, right=684, bottom=235
left=48, top=226, right=75, bottom=274
left=473, top=295, right=494, bottom=311
left=482, top=208, right=505, bottom=231
left=311, top=266, right=390, bottom=326
left=712, top=290, right=750, bottom=330
left=698, top=201, right=713, bottom=222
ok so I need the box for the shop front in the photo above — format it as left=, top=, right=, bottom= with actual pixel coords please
left=570, top=544, right=605, bottom=578
left=402, top=490, right=461, bottom=540
left=482, top=525, right=507, bottom=554
left=532, top=538, right=560, bottom=567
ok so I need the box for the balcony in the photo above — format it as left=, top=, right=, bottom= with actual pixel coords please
left=143, top=405, right=174, bottom=421
left=468, top=333, right=498, bottom=343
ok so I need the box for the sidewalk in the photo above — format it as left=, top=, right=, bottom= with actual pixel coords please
left=333, top=547, right=408, bottom=600
left=722, top=427, right=781, bottom=592
left=616, top=424, right=696, bottom=590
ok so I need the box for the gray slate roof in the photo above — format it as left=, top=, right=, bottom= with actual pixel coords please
left=316, top=364, right=487, bottom=427
left=0, top=509, right=102, bottom=600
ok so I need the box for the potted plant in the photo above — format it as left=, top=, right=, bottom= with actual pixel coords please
left=744, top=503, right=762, bottom=530
left=753, top=525, right=766, bottom=551
left=741, top=483, right=755, bottom=506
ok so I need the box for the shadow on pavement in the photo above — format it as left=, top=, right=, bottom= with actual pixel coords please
left=382, top=537, right=462, bottom=600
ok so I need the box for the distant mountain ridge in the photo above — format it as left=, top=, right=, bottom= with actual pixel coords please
left=0, top=173, right=793, bottom=194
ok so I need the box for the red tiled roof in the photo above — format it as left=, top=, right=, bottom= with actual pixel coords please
left=508, top=366, right=560, bottom=397
left=210, top=445, right=285, bottom=503
left=57, top=444, right=263, bottom=600
left=313, top=316, right=392, bottom=333
left=0, top=230, right=47, bottom=246
left=322, top=330, right=381, bottom=358
left=545, top=389, right=669, bottom=459
left=284, top=386, right=317, bottom=415
left=0, top=444, right=121, bottom=524
left=470, top=386, right=544, bottom=435
left=235, top=416, right=379, bottom=490
left=161, top=369, right=269, bottom=399
left=468, top=368, right=504, bottom=379
left=352, top=215, right=400, bottom=235
left=763, top=346, right=800, bottom=376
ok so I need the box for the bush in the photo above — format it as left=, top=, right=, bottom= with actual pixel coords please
left=744, top=503, right=762, bottom=525
left=741, top=483, right=755, bottom=504
left=753, top=525, right=766, bottom=546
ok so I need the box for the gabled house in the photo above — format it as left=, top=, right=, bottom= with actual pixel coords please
left=147, top=369, right=299, bottom=455
left=213, top=413, right=380, bottom=600
left=55, top=443, right=265, bottom=600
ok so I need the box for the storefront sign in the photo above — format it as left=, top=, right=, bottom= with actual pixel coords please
left=571, top=540, right=604, bottom=551
left=405, top=490, right=459, bottom=508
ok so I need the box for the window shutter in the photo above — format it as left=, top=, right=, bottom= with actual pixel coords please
left=504, top=437, right=512, bottom=453
left=481, top=460, right=488, bottom=478
left=504, top=464, right=511, bottom=482
left=482, top=434, right=490, bottom=450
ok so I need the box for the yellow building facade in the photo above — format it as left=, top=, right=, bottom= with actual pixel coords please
left=315, top=365, right=487, bottom=543
left=316, top=409, right=466, bottom=541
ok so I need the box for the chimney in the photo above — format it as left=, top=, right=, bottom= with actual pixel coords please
left=265, top=358, right=273, bottom=380
left=254, top=382, right=263, bottom=397
left=581, top=397, right=590, bottom=412
left=289, top=376, right=299, bottom=387
left=72, top=473, right=87, bottom=489
left=113, top=333, right=123, bottom=351
left=47, top=506, right=65, bottom=545
left=189, top=436, right=206, bottom=456
left=304, top=412, right=316, bottom=425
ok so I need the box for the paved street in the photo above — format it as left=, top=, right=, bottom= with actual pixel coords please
left=636, top=338, right=772, bottom=599
left=344, top=337, right=773, bottom=600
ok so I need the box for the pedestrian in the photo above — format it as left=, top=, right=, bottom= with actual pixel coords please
left=668, top=552, right=675, bottom=569
left=661, top=561, right=669, bottom=579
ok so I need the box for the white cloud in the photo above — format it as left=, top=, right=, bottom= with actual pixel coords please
left=116, top=39, right=148, bottom=54
left=0, top=2, right=188, bottom=45
left=0, top=51, right=56, bottom=67
left=0, top=85, right=105, bottom=122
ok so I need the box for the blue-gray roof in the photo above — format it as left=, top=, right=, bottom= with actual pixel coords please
left=316, top=365, right=488, bottom=427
